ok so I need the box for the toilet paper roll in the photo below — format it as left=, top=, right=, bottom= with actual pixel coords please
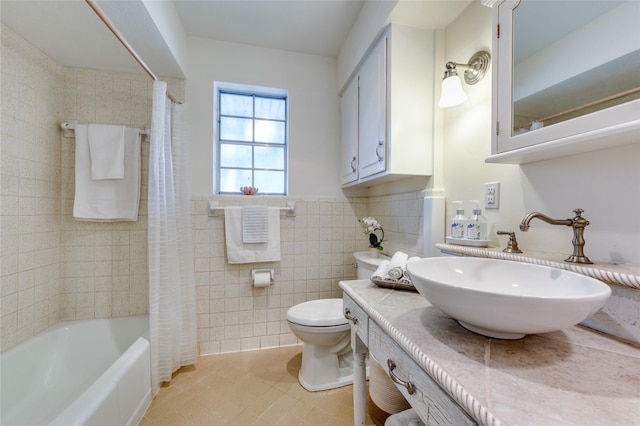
left=253, top=271, right=271, bottom=287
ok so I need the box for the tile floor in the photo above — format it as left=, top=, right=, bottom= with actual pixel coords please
left=140, top=345, right=374, bottom=425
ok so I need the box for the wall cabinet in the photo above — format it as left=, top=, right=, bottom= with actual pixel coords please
left=340, top=24, right=434, bottom=188
left=340, top=77, right=359, bottom=185
left=487, top=0, right=640, bottom=164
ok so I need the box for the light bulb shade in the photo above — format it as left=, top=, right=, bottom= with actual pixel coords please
left=438, top=75, right=468, bottom=108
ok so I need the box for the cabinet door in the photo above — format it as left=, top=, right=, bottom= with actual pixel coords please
left=358, top=36, right=387, bottom=179
left=489, top=0, right=640, bottom=164
left=340, top=77, right=359, bottom=185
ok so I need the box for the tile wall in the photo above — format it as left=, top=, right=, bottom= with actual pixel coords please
left=191, top=192, right=426, bottom=355
left=57, top=70, right=182, bottom=321
left=1, top=25, right=64, bottom=351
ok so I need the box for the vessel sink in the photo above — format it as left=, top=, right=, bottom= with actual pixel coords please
left=406, top=257, right=611, bottom=339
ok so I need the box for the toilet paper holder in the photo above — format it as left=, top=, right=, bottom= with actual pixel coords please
left=252, top=269, right=274, bottom=283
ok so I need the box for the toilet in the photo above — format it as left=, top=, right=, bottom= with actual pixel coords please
left=286, top=251, right=388, bottom=391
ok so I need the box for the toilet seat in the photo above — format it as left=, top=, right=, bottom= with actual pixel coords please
left=286, top=298, right=348, bottom=327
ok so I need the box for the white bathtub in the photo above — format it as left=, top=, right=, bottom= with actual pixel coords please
left=1, top=315, right=151, bottom=426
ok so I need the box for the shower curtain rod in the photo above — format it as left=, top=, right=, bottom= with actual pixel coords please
left=85, top=0, right=180, bottom=104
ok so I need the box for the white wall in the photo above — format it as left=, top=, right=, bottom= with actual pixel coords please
left=186, top=37, right=344, bottom=198
left=442, top=1, right=640, bottom=265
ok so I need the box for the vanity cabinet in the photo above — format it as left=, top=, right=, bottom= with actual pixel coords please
left=340, top=24, right=434, bottom=188
left=343, top=291, right=476, bottom=426
left=369, top=321, right=476, bottom=425
left=487, top=0, right=640, bottom=164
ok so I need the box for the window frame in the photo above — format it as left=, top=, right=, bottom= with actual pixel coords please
left=213, top=81, right=289, bottom=196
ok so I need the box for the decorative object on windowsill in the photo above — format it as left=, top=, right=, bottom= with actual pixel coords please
left=359, top=216, right=385, bottom=258
left=240, top=186, right=258, bottom=195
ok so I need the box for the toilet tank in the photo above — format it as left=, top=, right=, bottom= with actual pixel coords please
left=353, top=251, right=391, bottom=279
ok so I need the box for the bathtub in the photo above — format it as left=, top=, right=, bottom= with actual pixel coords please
left=1, top=315, right=151, bottom=426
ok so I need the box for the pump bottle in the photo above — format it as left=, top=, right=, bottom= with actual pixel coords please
left=450, top=204, right=468, bottom=239
left=466, top=208, right=487, bottom=240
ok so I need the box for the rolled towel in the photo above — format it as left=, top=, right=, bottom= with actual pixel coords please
left=371, top=260, right=390, bottom=280
left=399, top=269, right=414, bottom=286
left=387, top=267, right=404, bottom=280
left=389, top=251, right=409, bottom=270
left=403, top=256, right=421, bottom=282
left=386, top=251, right=409, bottom=280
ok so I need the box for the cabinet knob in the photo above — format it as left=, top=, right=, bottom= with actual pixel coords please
left=376, top=141, right=384, bottom=161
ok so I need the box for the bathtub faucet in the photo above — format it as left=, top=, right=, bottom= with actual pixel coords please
left=519, top=208, right=593, bottom=264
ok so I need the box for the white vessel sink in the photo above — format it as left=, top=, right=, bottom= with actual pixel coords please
left=406, top=257, right=611, bottom=339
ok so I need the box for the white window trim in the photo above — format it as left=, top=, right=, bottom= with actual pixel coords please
left=213, top=81, right=289, bottom=195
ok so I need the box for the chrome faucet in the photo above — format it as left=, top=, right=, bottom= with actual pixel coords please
left=519, top=208, right=593, bottom=264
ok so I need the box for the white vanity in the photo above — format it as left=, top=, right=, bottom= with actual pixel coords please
left=341, top=277, right=640, bottom=425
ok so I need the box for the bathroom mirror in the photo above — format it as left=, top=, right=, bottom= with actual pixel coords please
left=512, top=0, right=639, bottom=133
left=488, top=0, right=640, bottom=163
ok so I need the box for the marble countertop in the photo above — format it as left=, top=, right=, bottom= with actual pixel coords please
left=340, top=279, right=640, bottom=426
left=435, top=243, right=640, bottom=290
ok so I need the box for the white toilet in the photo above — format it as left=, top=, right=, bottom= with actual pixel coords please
left=286, top=251, right=388, bottom=391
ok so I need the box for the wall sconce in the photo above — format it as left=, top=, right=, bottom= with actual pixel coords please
left=438, top=50, right=491, bottom=108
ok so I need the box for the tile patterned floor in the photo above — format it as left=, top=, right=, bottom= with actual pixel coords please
left=140, top=345, right=374, bottom=425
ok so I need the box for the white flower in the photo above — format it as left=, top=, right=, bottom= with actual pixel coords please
left=359, top=216, right=382, bottom=235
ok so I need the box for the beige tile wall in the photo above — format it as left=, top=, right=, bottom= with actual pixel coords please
left=364, top=192, right=425, bottom=258
left=58, top=70, right=184, bottom=321
left=1, top=25, right=65, bottom=351
left=190, top=193, right=426, bottom=355
left=59, top=68, right=151, bottom=321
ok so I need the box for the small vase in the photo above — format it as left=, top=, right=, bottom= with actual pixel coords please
left=369, top=247, right=380, bottom=258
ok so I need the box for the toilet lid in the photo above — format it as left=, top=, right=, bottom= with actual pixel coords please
left=286, top=299, right=349, bottom=327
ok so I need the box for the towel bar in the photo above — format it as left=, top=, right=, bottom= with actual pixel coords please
left=208, top=201, right=296, bottom=217
left=61, top=120, right=149, bottom=138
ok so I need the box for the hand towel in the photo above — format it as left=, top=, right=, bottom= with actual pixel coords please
left=399, top=257, right=420, bottom=285
left=371, top=260, right=390, bottom=281
left=88, top=124, right=125, bottom=180
left=73, top=125, right=141, bottom=221
left=225, top=206, right=281, bottom=264
left=387, top=251, right=409, bottom=280
left=242, top=205, right=269, bottom=243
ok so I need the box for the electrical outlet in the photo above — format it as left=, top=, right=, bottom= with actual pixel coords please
left=485, top=182, right=500, bottom=209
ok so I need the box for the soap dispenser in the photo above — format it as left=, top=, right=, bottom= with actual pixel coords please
left=450, top=202, right=468, bottom=239
left=466, top=206, right=487, bottom=240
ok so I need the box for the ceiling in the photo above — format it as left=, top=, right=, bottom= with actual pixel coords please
left=0, top=0, right=471, bottom=78
left=172, top=0, right=365, bottom=59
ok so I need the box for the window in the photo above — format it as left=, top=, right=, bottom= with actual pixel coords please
left=215, top=82, right=288, bottom=195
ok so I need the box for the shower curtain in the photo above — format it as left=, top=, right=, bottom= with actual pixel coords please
left=148, top=80, right=197, bottom=395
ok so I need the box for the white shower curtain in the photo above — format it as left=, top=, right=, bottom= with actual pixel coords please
left=148, top=80, right=197, bottom=395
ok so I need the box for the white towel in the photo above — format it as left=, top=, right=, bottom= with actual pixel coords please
left=387, top=251, right=409, bottom=279
left=389, top=251, right=409, bottom=269
left=371, top=260, right=390, bottom=281
left=73, top=125, right=141, bottom=221
left=242, top=205, right=269, bottom=243
left=88, top=124, right=125, bottom=180
left=225, top=206, right=281, bottom=264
